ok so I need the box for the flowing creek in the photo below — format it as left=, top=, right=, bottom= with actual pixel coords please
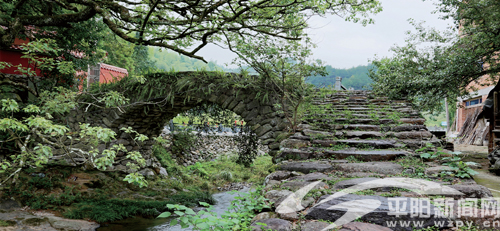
left=473, top=169, right=500, bottom=198
left=97, top=188, right=251, bottom=231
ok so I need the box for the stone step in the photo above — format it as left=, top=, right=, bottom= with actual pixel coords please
left=399, top=118, right=426, bottom=125
left=311, top=100, right=393, bottom=105
left=306, top=112, right=419, bottom=118
left=327, top=105, right=412, bottom=110
left=397, top=139, right=442, bottom=149
left=305, top=194, right=447, bottom=231
left=311, top=109, right=420, bottom=116
left=301, top=124, right=427, bottom=132
left=306, top=118, right=424, bottom=126
left=332, top=177, right=394, bottom=191
left=275, top=148, right=408, bottom=161
left=323, top=150, right=408, bottom=161
left=333, top=161, right=404, bottom=175
left=312, top=139, right=397, bottom=149
left=278, top=161, right=334, bottom=173
left=310, top=118, right=395, bottom=125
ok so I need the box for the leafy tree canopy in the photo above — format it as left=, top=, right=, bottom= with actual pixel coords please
left=369, top=0, right=500, bottom=112
left=0, top=0, right=382, bottom=62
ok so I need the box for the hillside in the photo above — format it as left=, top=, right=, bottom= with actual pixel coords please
left=306, top=64, right=374, bottom=90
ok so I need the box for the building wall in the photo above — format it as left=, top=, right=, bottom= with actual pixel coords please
left=456, top=95, right=488, bottom=132
left=0, top=51, right=43, bottom=76
left=98, top=63, right=128, bottom=84
left=456, top=73, right=499, bottom=132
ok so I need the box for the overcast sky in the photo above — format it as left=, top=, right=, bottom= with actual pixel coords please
left=197, top=0, right=454, bottom=69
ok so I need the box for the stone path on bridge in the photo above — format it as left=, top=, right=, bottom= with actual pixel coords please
left=252, top=90, right=493, bottom=231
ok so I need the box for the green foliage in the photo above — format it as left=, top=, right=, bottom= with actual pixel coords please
left=417, top=144, right=478, bottom=179
left=234, top=126, right=259, bottom=167
left=0, top=220, right=16, bottom=227
left=346, top=155, right=361, bottom=163
left=2, top=0, right=382, bottom=64
left=0, top=40, right=148, bottom=188
left=396, top=155, right=426, bottom=178
left=148, top=47, right=221, bottom=72
left=152, top=142, right=273, bottom=189
left=158, top=187, right=270, bottom=230
left=232, top=33, right=326, bottom=133
left=171, top=130, right=197, bottom=155
left=65, top=191, right=215, bottom=223
left=370, top=0, right=500, bottom=113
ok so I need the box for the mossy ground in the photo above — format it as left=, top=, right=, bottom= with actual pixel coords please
left=0, top=144, right=273, bottom=224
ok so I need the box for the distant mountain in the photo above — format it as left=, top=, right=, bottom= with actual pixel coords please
left=147, top=48, right=374, bottom=90
left=306, top=65, right=374, bottom=90
left=148, top=47, right=222, bottom=72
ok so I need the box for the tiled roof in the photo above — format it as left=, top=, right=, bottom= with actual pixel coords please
left=100, top=63, right=128, bottom=74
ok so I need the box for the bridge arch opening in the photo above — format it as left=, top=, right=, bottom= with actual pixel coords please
left=81, top=72, right=289, bottom=169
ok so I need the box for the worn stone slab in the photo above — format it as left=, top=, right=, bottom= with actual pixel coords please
left=448, top=184, right=493, bottom=199
left=339, top=222, right=392, bottom=231
left=289, top=132, right=311, bottom=140
left=389, top=131, right=433, bottom=139
left=335, top=162, right=403, bottom=175
left=47, top=215, right=100, bottom=231
left=279, top=161, right=334, bottom=173
left=342, top=119, right=393, bottom=124
left=265, top=190, right=293, bottom=206
left=344, top=131, right=383, bottom=139
left=301, top=221, right=331, bottom=231
left=344, top=124, right=381, bottom=131
left=398, top=139, right=441, bottom=149
left=278, top=148, right=314, bottom=160
left=280, top=139, right=311, bottom=149
left=399, top=118, right=426, bottom=125
left=265, top=171, right=292, bottom=181
left=303, top=129, right=335, bottom=137
left=251, top=212, right=279, bottom=223
left=312, top=139, right=396, bottom=149
left=288, top=172, right=334, bottom=182
left=296, top=124, right=313, bottom=131
left=343, top=172, right=385, bottom=178
left=333, top=177, right=387, bottom=190
left=390, top=125, right=426, bottom=132
left=280, top=181, right=328, bottom=191
left=324, top=150, right=407, bottom=161
left=306, top=194, right=448, bottom=231
left=0, top=199, right=21, bottom=211
left=424, top=166, right=455, bottom=176
left=251, top=218, right=292, bottom=231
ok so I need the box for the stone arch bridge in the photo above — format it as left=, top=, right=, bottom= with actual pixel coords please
left=63, top=71, right=440, bottom=172
left=66, top=71, right=289, bottom=170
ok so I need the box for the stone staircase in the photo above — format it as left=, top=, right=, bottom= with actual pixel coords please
left=275, top=90, right=440, bottom=163
left=251, top=91, right=493, bottom=231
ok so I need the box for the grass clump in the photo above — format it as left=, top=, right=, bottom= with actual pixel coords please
left=153, top=142, right=273, bottom=190
left=64, top=191, right=215, bottom=223
left=0, top=220, right=15, bottom=227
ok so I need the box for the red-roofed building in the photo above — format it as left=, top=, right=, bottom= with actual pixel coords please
left=0, top=37, right=45, bottom=76
left=86, top=63, right=128, bottom=86
left=0, top=34, right=128, bottom=88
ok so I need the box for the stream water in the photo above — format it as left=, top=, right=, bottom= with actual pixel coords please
left=97, top=188, right=251, bottom=231
left=473, top=169, right=500, bottom=198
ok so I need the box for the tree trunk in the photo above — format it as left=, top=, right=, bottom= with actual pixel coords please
left=445, top=97, right=450, bottom=133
